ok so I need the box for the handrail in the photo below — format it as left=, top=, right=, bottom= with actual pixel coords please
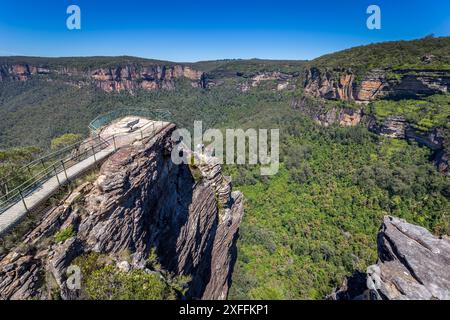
left=0, top=135, right=111, bottom=214
left=0, top=108, right=171, bottom=195
left=0, top=118, right=169, bottom=215
left=0, top=135, right=103, bottom=193
left=89, top=108, right=171, bottom=133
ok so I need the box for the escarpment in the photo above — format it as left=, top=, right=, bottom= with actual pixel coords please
left=302, top=66, right=449, bottom=103
left=291, top=96, right=362, bottom=127
left=238, top=71, right=298, bottom=92
left=0, top=123, right=244, bottom=300
left=0, top=63, right=208, bottom=92
left=293, top=99, right=449, bottom=175
left=292, top=62, right=450, bottom=175
left=329, top=216, right=450, bottom=300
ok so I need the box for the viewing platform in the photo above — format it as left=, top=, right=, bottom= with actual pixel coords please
left=0, top=109, right=171, bottom=236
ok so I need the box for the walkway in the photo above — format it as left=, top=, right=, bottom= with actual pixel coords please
left=0, top=118, right=169, bottom=236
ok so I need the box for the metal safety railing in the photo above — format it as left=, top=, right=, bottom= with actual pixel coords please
left=0, top=135, right=100, bottom=194
left=89, top=108, right=172, bottom=133
left=0, top=108, right=171, bottom=216
left=0, top=134, right=111, bottom=215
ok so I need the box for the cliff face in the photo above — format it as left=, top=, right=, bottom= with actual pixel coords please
left=303, top=67, right=450, bottom=103
left=290, top=96, right=450, bottom=176
left=0, top=123, right=244, bottom=300
left=330, top=216, right=450, bottom=300
left=0, top=63, right=207, bottom=92
left=239, top=71, right=298, bottom=92
left=291, top=97, right=361, bottom=127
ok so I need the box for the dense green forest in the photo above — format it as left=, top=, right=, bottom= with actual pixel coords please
left=0, top=56, right=176, bottom=70
left=1, top=38, right=449, bottom=299
left=308, top=36, right=450, bottom=76
left=225, top=108, right=449, bottom=299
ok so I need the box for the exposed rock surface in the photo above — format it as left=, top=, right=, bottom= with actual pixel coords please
left=303, top=68, right=358, bottom=101
left=239, top=71, right=297, bottom=92
left=329, top=216, right=450, bottom=300
left=291, top=97, right=361, bottom=127
left=374, top=116, right=407, bottom=138
left=0, top=63, right=207, bottom=93
left=291, top=95, right=450, bottom=175
left=434, top=149, right=450, bottom=176
left=0, top=123, right=244, bottom=300
left=303, top=67, right=450, bottom=103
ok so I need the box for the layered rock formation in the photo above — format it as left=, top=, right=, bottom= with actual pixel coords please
left=0, top=63, right=207, bottom=93
left=0, top=123, right=244, bottom=300
left=291, top=97, right=361, bottom=127
left=239, top=71, right=297, bottom=92
left=303, top=67, right=450, bottom=103
left=329, top=216, right=450, bottom=300
left=291, top=94, right=450, bottom=175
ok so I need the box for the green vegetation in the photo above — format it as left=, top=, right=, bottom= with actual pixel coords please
left=193, top=59, right=305, bottom=78
left=369, top=93, right=450, bottom=131
left=54, top=226, right=74, bottom=243
left=50, top=133, right=82, bottom=150
left=1, top=40, right=449, bottom=299
left=308, top=36, right=450, bottom=77
left=0, top=146, right=42, bottom=191
left=0, top=55, right=176, bottom=71
left=227, top=115, right=449, bottom=299
left=188, top=155, right=203, bottom=182
left=86, top=265, right=176, bottom=300
left=72, top=252, right=190, bottom=300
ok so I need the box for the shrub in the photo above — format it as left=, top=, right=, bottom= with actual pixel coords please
left=54, top=226, right=74, bottom=243
left=85, top=265, right=174, bottom=300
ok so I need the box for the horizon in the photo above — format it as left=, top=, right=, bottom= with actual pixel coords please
left=1, top=35, right=449, bottom=64
left=1, top=1, right=449, bottom=62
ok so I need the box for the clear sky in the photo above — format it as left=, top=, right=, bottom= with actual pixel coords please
left=0, top=0, right=449, bottom=61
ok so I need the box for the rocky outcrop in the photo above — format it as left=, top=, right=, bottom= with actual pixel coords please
left=329, top=216, right=450, bottom=300
left=434, top=150, right=450, bottom=177
left=239, top=71, right=297, bottom=92
left=291, top=96, right=362, bottom=127
left=291, top=95, right=450, bottom=175
left=0, top=123, right=244, bottom=300
left=303, top=67, right=450, bottom=103
left=303, top=68, right=358, bottom=101
left=372, top=116, right=407, bottom=138
left=355, top=69, right=387, bottom=101
left=0, top=63, right=207, bottom=93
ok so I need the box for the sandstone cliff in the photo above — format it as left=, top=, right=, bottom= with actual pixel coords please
left=329, top=216, right=450, bottom=300
left=290, top=95, right=450, bottom=176
left=238, top=71, right=298, bottom=92
left=0, top=123, right=243, bottom=300
left=291, top=96, right=362, bottom=127
left=303, top=67, right=449, bottom=103
left=0, top=63, right=207, bottom=93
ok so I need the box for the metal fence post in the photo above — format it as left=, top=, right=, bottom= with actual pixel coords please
left=53, top=165, right=61, bottom=187
left=61, top=160, right=69, bottom=181
left=140, top=130, right=143, bottom=140
left=2, top=182, right=9, bottom=200
left=19, top=189, right=28, bottom=212
left=92, top=146, right=97, bottom=163
left=40, top=159, right=46, bottom=170
left=113, top=134, right=117, bottom=151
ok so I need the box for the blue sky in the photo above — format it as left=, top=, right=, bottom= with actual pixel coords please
left=0, top=0, right=449, bottom=61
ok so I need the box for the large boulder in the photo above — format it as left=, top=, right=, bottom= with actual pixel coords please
left=330, top=216, right=450, bottom=300
left=367, top=216, right=450, bottom=300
